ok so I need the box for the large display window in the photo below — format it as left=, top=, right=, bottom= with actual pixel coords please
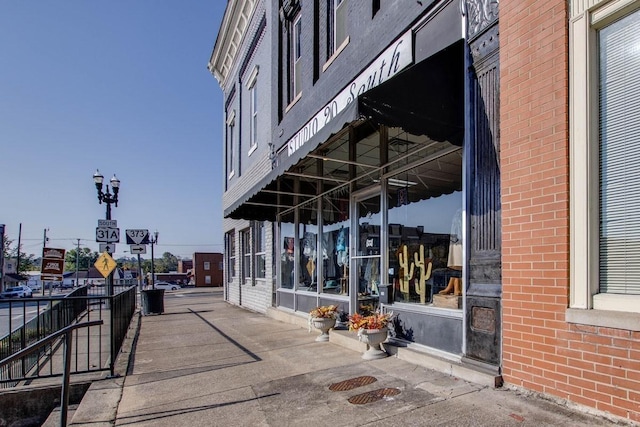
left=276, top=123, right=463, bottom=312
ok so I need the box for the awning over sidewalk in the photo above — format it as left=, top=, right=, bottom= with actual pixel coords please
left=224, top=39, right=465, bottom=221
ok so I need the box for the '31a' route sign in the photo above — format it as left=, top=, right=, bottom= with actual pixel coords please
left=96, top=227, right=120, bottom=243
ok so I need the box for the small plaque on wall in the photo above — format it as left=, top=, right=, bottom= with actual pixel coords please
left=471, top=306, right=496, bottom=334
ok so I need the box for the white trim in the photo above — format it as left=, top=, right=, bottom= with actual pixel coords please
left=322, top=36, right=350, bottom=72
left=248, top=144, right=258, bottom=156
left=285, top=91, right=303, bottom=113
left=246, top=65, right=259, bottom=89
left=228, top=170, right=235, bottom=180
left=570, top=0, right=640, bottom=317
left=226, top=109, right=236, bottom=125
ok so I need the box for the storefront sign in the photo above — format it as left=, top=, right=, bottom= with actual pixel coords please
left=287, top=30, right=413, bottom=157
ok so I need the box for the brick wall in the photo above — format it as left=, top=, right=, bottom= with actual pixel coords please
left=222, top=217, right=274, bottom=313
left=500, top=1, right=640, bottom=422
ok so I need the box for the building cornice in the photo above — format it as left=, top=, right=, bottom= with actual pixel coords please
left=208, top=0, right=258, bottom=87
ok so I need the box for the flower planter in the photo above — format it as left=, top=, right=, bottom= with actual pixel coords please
left=357, top=327, right=389, bottom=359
left=311, top=317, right=336, bottom=342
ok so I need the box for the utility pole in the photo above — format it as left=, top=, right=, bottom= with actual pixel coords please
left=16, top=223, right=22, bottom=280
left=0, top=224, right=5, bottom=292
left=42, top=228, right=49, bottom=296
left=75, top=238, right=80, bottom=287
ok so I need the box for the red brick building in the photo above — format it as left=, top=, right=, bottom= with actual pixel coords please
left=192, top=253, right=223, bottom=287
left=501, top=0, right=640, bottom=423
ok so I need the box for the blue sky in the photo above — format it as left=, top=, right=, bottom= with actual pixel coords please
left=0, top=2, right=227, bottom=259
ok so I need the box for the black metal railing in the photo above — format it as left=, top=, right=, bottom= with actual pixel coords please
left=0, top=285, right=137, bottom=387
left=0, top=320, right=104, bottom=427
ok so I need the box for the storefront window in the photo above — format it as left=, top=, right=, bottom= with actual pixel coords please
left=298, top=203, right=318, bottom=291
left=280, top=211, right=295, bottom=289
left=387, top=166, right=462, bottom=306
left=322, top=193, right=350, bottom=295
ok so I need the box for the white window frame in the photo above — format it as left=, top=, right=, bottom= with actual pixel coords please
left=226, top=230, right=236, bottom=282
left=254, top=221, right=267, bottom=279
left=227, top=110, right=236, bottom=179
left=205, top=275, right=211, bottom=285
left=325, top=0, right=349, bottom=68
left=204, top=261, right=210, bottom=271
left=569, top=0, right=640, bottom=327
left=290, top=12, right=302, bottom=100
left=241, top=228, right=252, bottom=283
left=246, top=65, right=259, bottom=154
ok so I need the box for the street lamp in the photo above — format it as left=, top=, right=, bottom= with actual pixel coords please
left=93, top=169, right=120, bottom=298
left=149, top=230, right=159, bottom=289
left=93, top=169, right=120, bottom=220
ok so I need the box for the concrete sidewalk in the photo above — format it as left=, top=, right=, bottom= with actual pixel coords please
left=68, top=288, right=623, bottom=426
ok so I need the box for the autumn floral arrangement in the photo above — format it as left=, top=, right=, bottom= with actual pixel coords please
left=308, top=305, right=339, bottom=332
left=309, top=304, right=339, bottom=319
left=348, top=311, right=394, bottom=332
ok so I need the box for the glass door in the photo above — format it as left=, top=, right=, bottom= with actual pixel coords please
left=350, top=186, right=382, bottom=314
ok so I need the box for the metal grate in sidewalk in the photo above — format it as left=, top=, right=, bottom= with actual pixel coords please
left=347, top=387, right=401, bottom=405
left=329, top=375, right=377, bottom=391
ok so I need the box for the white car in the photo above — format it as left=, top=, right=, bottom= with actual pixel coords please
left=152, top=281, right=181, bottom=291
left=1, top=285, right=33, bottom=299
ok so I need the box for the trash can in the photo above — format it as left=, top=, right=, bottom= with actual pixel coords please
left=378, top=284, right=393, bottom=304
left=141, top=289, right=165, bottom=315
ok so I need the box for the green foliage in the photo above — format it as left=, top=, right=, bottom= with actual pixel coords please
left=65, top=247, right=99, bottom=271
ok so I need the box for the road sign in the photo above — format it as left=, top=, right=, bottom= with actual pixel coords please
left=41, top=274, right=63, bottom=282
left=129, top=244, right=147, bottom=254
left=125, top=229, right=149, bottom=245
left=98, top=219, right=117, bottom=228
left=99, top=243, right=116, bottom=253
left=95, top=252, right=117, bottom=278
left=41, top=247, right=65, bottom=279
left=96, top=227, right=120, bottom=243
left=42, top=247, right=65, bottom=260
left=41, top=259, right=64, bottom=275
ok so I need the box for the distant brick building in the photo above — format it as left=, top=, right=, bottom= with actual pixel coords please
left=192, top=253, right=223, bottom=287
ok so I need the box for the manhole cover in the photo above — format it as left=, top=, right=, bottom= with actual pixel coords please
left=329, top=376, right=377, bottom=391
left=347, top=387, right=401, bottom=404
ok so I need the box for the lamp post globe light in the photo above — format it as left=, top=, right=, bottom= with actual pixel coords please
left=93, top=169, right=120, bottom=221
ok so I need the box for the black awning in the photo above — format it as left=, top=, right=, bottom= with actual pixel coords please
left=224, top=100, right=360, bottom=220
left=5, top=273, right=28, bottom=282
left=224, top=39, right=465, bottom=221
left=358, top=39, right=464, bottom=146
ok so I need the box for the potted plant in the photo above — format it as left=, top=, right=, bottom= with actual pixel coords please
left=348, top=311, right=394, bottom=359
left=308, top=305, right=339, bottom=342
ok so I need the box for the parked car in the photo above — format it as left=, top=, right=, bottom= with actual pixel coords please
left=1, top=285, right=33, bottom=299
left=28, top=282, right=42, bottom=291
left=152, top=281, right=181, bottom=291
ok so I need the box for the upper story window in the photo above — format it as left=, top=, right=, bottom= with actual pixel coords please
left=327, top=0, right=348, bottom=60
left=204, top=261, right=210, bottom=271
left=570, top=1, right=640, bottom=322
left=246, top=65, right=259, bottom=154
left=226, top=110, right=236, bottom=179
left=289, top=12, right=303, bottom=102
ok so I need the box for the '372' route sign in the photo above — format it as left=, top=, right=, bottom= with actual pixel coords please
left=96, top=227, right=120, bottom=243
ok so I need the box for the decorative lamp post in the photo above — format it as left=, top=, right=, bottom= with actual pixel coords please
left=93, top=169, right=120, bottom=298
left=150, top=230, right=159, bottom=289
left=93, top=170, right=120, bottom=220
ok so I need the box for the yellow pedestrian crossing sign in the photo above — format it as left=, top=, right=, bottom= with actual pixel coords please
left=95, top=251, right=117, bottom=278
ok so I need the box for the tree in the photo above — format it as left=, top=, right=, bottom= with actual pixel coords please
left=139, top=252, right=178, bottom=275
left=2, top=234, right=37, bottom=273
left=156, top=252, right=178, bottom=273
left=65, top=247, right=99, bottom=271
